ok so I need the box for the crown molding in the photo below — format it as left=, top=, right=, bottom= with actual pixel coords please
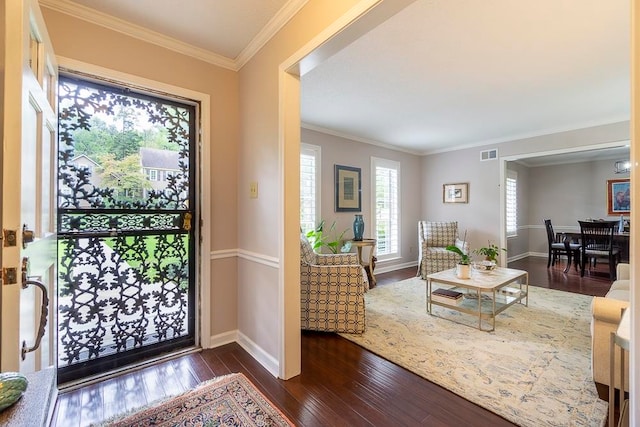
left=39, top=0, right=308, bottom=71
left=39, top=0, right=236, bottom=69
left=301, top=122, right=423, bottom=156
left=422, top=117, right=631, bottom=156
left=236, top=0, right=309, bottom=69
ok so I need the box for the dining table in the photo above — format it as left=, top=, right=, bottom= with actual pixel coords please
left=557, top=230, right=630, bottom=263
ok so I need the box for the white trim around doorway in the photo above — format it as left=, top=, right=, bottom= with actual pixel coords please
left=56, top=56, right=212, bottom=350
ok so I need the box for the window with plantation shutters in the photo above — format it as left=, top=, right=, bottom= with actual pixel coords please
left=372, top=157, right=400, bottom=259
left=506, top=170, right=518, bottom=237
left=300, top=144, right=320, bottom=233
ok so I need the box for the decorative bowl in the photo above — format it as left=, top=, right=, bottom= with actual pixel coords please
left=472, top=260, right=497, bottom=273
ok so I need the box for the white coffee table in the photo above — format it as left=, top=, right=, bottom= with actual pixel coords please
left=426, top=267, right=528, bottom=331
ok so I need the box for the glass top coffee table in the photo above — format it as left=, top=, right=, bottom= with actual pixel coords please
left=426, top=267, right=528, bottom=331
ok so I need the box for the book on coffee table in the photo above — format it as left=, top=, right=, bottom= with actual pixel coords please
left=499, top=287, right=522, bottom=296
left=431, top=288, right=464, bottom=305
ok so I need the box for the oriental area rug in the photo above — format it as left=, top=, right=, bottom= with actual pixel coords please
left=339, top=277, right=607, bottom=427
left=101, top=373, right=294, bottom=427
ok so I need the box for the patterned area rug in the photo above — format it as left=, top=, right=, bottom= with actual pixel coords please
left=340, top=277, right=607, bottom=427
left=103, top=373, right=294, bottom=427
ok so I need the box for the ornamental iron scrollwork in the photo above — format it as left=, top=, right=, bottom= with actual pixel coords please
left=57, top=76, right=195, bottom=375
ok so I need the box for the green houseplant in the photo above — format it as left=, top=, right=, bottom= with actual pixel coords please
left=445, top=243, right=471, bottom=279
left=445, top=231, right=471, bottom=278
left=305, top=220, right=351, bottom=254
left=474, top=242, right=507, bottom=263
left=445, top=244, right=470, bottom=265
left=445, top=230, right=469, bottom=264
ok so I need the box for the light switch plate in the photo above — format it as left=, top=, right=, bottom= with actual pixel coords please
left=250, top=181, right=258, bottom=198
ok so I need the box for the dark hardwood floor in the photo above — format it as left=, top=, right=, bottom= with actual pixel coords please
left=508, top=255, right=614, bottom=297
left=52, top=257, right=616, bottom=427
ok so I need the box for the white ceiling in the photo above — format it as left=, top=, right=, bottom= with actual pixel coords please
left=301, top=0, right=630, bottom=154
left=69, top=0, right=290, bottom=59
left=42, top=0, right=631, bottom=158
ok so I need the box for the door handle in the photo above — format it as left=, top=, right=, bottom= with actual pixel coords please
left=182, top=212, right=192, bottom=231
left=20, top=258, right=49, bottom=361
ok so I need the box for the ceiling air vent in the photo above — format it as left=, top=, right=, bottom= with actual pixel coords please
left=480, top=149, right=498, bottom=161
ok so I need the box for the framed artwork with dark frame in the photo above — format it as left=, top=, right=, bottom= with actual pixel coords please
left=607, top=178, right=630, bottom=215
left=335, top=164, right=361, bottom=212
left=443, top=182, right=469, bottom=204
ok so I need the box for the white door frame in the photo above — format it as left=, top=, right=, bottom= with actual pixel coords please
left=57, top=57, right=212, bottom=350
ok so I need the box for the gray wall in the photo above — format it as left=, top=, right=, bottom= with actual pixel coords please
left=525, top=158, right=630, bottom=256
left=301, top=128, right=422, bottom=272
left=304, top=121, right=629, bottom=271
left=421, top=148, right=502, bottom=254
left=422, top=121, right=629, bottom=261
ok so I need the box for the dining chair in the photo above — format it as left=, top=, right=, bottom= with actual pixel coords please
left=544, top=219, right=579, bottom=272
left=578, top=220, right=620, bottom=280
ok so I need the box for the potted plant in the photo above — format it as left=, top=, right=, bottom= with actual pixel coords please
left=305, top=220, right=351, bottom=254
left=446, top=243, right=471, bottom=279
left=474, top=242, right=507, bottom=263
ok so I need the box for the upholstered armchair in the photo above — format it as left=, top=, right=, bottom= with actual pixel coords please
left=591, top=263, right=630, bottom=396
left=417, top=221, right=469, bottom=279
left=300, top=235, right=367, bottom=333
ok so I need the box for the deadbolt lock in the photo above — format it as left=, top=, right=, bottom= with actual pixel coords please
left=22, top=224, right=34, bottom=248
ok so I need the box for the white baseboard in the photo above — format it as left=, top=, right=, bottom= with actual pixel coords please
left=375, top=260, right=418, bottom=274
left=209, top=330, right=238, bottom=348
left=236, top=332, right=279, bottom=378
left=507, top=252, right=532, bottom=262
left=528, top=252, right=549, bottom=259
left=377, top=252, right=555, bottom=273
left=507, top=252, right=553, bottom=262
left=209, top=330, right=279, bottom=378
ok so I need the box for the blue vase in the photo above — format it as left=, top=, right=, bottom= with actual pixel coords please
left=353, top=214, right=364, bottom=241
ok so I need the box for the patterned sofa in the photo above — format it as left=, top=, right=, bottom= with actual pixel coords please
left=417, top=221, right=469, bottom=279
left=300, top=235, right=367, bottom=333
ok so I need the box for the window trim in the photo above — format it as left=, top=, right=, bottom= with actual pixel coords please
left=371, top=156, right=401, bottom=260
left=300, top=143, right=321, bottom=233
left=506, top=169, right=518, bottom=238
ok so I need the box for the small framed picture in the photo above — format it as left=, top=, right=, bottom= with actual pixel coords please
left=607, top=178, right=630, bottom=215
left=335, top=164, right=361, bottom=212
left=443, top=183, right=469, bottom=204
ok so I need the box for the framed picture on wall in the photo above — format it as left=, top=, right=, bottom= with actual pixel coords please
left=335, top=164, right=361, bottom=212
left=443, top=182, right=469, bottom=204
left=607, top=178, right=630, bottom=215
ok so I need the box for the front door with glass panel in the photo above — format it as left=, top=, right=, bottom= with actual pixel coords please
left=56, top=75, right=197, bottom=383
left=1, top=0, right=58, bottom=379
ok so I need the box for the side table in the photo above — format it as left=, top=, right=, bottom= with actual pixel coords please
left=349, top=239, right=377, bottom=287
left=609, top=308, right=630, bottom=426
